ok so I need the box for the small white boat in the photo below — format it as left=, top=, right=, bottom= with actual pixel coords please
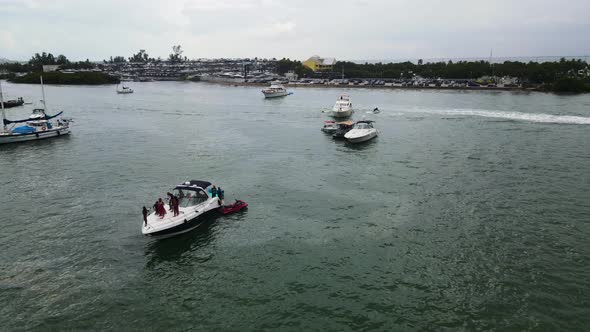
left=142, top=180, right=222, bottom=239
left=117, top=84, right=134, bottom=94
left=321, top=120, right=338, bottom=133
left=262, top=83, right=288, bottom=98
left=344, top=120, right=378, bottom=143
left=332, top=94, right=353, bottom=118
left=0, top=78, right=71, bottom=145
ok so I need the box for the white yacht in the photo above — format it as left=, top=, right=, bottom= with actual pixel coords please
left=116, top=84, right=134, bottom=94
left=262, top=83, right=288, bottom=98
left=0, top=79, right=71, bottom=144
left=332, top=94, right=353, bottom=118
left=142, top=180, right=222, bottom=239
left=344, top=120, right=378, bottom=143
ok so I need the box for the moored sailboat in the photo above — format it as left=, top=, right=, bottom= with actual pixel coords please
left=0, top=77, right=71, bottom=144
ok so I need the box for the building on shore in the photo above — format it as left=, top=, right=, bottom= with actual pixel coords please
left=303, top=55, right=336, bottom=72
left=285, top=71, right=298, bottom=81
left=43, top=65, right=60, bottom=72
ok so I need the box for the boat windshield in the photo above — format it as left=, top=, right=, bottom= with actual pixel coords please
left=355, top=123, right=371, bottom=129
left=174, top=188, right=209, bottom=207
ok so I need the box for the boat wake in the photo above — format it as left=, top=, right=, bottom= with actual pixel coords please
left=415, top=108, right=590, bottom=125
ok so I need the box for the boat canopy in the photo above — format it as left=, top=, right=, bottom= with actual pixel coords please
left=337, top=120, right=355, bottom=126
left=175, top=179, right=212, bottom=191
left=11, top=126, right=35, bottom=134
left=3, top=110, right=63, bottom=125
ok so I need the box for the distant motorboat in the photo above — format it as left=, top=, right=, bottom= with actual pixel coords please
left=344, top=120, right=378, bottom=143
left=262, top=83, right=288, bottom=98
left=332, top=94, right=353, bottom=118
left=117, top=84, right=134, bottom=94
left=321, top=120, right=338, bottom=133
left=1, top=97, right=24, bottom=108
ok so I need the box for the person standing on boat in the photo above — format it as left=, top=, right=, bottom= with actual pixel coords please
left=217, top=186, right=224, bottom=200
left=172, top=195, right=180, bottom=217
left=153, top=201, right=159, bottom=216
left=211, top=185, right=217, bottom=198
left=157, top=198, right=166, bottom=218
left=142, top=206, right=148, bottom=226
left=166, top=192, right=174, bottom=210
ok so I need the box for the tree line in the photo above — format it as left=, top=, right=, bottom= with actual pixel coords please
left=0, top=45, right=189, bottom=73
left=105, top=45, right=186, bottom=64
left=0, top=52, right=94, bottom=72
left=333, top=58, right=589, bottom=84
left=277, top=57, right=589, bottom=84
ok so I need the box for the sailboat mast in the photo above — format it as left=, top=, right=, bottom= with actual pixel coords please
left=0, top=80, right=6, bottom=131
left=40, top=76, right=48, bottom=112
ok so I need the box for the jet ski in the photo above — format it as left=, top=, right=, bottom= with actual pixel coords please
left=219, top=199, right=248, bottom=215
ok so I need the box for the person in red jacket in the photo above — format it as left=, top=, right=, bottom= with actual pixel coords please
left=157, top=198, right=166, bottom=218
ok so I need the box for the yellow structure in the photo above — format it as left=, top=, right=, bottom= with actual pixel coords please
left=303, top=55, right=336, bottom=72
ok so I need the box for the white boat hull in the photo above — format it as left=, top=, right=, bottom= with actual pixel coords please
left=142, top=197, right=221, bottom=239
left=332, top=109, right=353, bottom=118
left=345, top=129, right=378, bottom=143
left=0, top=128, right=70, bottom=144
left=263, top=91, right=289, bottom=98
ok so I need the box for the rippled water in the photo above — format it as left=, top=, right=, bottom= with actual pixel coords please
left=1, top=81, right=589, bottom=331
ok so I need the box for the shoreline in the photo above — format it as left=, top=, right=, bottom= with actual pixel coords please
left=204, top=81, right=537, bottom=92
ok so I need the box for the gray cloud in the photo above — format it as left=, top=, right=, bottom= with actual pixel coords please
left=0, top=0, right=588, bottom=61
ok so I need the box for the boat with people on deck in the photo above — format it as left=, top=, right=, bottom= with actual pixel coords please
left=0, top=78, right=71, bottom=145
left=142, top=180, right=224, bottom=239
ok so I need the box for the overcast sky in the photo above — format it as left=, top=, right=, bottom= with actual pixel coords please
left=1, top=0, right=589, bottom=61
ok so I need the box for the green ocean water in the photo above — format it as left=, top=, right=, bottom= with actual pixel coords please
left=1, top=81, right=589, bottom=331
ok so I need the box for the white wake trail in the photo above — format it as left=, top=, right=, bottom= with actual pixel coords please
left=413, top=108, right=590, bottom=125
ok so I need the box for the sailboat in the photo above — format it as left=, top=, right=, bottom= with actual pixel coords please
left=0, top=77, right=71, bottom=144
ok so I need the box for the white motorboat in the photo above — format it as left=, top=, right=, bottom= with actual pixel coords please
left=0, top=78, right=71, bottom=145
left=142, top=180, right=222, bottom=239
left=332, top=94, right=353, bottom=118
left=117, top=84, right=134, bottom=94
left=262, top=83, right=288, bottom=98
left=344, top=120, right=378, bottom=143
left=321, top=120, right=338, bottom=133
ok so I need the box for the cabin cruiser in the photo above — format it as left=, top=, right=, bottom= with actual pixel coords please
left=332, top=94, right=353, bottom=118
left=0, top=79, right=71, bottom=144
left=262, top=83, right=288, bottom=98
left=142, top=180, right=222, bottom=239
left=321, top=120, right=338, bottom=133
left=344, top=120, right=378, bottom=143
left=332, top=120, right=355, bottom=140
left=116, top=84, right=134, bottom=94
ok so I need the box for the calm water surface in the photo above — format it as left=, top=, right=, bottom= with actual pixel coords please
left=1, top=81, right=589, bottom=331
